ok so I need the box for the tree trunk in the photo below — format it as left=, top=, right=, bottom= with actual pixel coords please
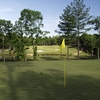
left=10, top=47, right=15, bottom=61
left=67, top=45, right=69, bottom=59
left=97, top=47, right=99, bottom=59
left=77, top=38, right=80, bottom=60
left=33, top=39, right=35, bottom=60
left=91, top=49, right=93, bottom=56
left=2, top=37, right=5, bottom=62
left=34, top=46, right=37, bottom=60
left=77, top=17, right=80, bottom=60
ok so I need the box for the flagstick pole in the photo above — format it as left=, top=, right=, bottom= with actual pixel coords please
left=59, top=38, right=66, bottom=88
left=64, top=47, right=66, bottom=88
left=64, top=57, right=66, bottom=87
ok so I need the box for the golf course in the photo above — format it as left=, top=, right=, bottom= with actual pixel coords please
left=0, top=45, right=100, bottom=100
left=0, top=0, right=100, bottom=99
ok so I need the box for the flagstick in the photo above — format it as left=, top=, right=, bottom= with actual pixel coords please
left=59, top=38, right=66, bottom=87
left=64, top=52, right=66, bottom=88
left=64, top=45, right=66, bottom=88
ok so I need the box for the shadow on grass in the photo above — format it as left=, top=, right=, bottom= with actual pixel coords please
left=0, top=64, right=100, bottom=100
left=15, top=71, right=100, bottom=100
left=7, top=65, right=18, bottom=100
left=79, top=55, right=98, bottom=60
left=38, top=55, right=98, bottom=61
left=69, top=55, right=98, bottom=60
left=0, top=63, right=18, bottom=100
left=39, top=56, right=61, bottom=61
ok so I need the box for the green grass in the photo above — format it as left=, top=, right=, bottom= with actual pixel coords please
left=0, top=45, right=92, bottom=61
left=25, top=45, right=92, bottom=60
left=26, top=45, right=77, bottom=54
left=25, top=45, right=78, bottom=60
left=0, top=60, right=100, bottom=100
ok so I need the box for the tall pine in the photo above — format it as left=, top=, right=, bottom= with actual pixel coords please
left=71, top=0, right=91, bottom=59
left=58, top=5, right=76, bottom=59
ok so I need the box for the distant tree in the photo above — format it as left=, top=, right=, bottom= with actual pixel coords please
left=80, top=33, right=96, bottom=56
left=57, top=0, right=91, bottom=59
left=57, top=5, right=76, bottom=59
left=19, top=9, right=45, bottom=60
left=88, top=16, right=100, bottom=59
left=80, top=33, right=89, bottom=52
left=0, top=19, right=13, bottom=61
left=70, top=0, right=92, bottom=59
left=52, top=35, right=60, bottom=45
left=35, top=31, right=50, bottom=45
left=13, top=20, right=29, bottom=61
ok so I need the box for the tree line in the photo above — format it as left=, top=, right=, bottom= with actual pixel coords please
left=0, top=9, right=49, bottom=61
left=57, top=0, right=100, bottom=59
left=0, top=0, right=100, bottom=61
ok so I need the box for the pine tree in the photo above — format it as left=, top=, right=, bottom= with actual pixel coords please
left=58, top=5, right=76, bottom=59
left=71, top=0, right=92, bottom=59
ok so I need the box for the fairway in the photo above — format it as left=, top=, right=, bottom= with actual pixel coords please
left=0, top=45, right=91, bottom=61
left=26, top=45, right=77, bottom=54
left=0, top=60, right=100, bottom=100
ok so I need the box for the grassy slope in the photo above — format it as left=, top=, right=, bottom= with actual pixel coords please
left=0, top=60, right=100, bottom=100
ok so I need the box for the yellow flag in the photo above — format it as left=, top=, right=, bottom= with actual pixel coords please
left=59, top=39, right=66, bottom=87
left=60, top=39, right=65, bottom=52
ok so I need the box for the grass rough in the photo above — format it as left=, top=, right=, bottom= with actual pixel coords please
left=0, top=60, right=100, bottom=100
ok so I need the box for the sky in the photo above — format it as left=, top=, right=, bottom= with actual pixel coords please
left=0, top=0, right=100, bottom=36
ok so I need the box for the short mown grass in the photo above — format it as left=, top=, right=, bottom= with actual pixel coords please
left=0, top=60, right=100, bottom=100
left=26, top=45, right=77, bottom=54
left=25, top=45, right=92, bottom=60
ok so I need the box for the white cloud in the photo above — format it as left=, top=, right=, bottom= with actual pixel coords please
left=0, top=8, right=13, bottom=12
